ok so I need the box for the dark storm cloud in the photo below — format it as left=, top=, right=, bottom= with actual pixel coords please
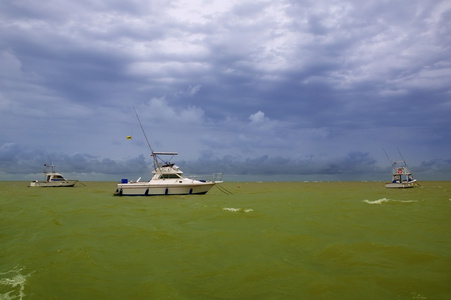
left=1, top=0, right=450, bottom=181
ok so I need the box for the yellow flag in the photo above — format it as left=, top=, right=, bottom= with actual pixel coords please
left=126, top=136, right=132, bottom=140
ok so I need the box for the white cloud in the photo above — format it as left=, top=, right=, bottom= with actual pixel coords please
left=187, top=84, right=202, bottom=96
left=249, top=111, right=266, bottom=123
left=140, top=97, right=205, bottom=124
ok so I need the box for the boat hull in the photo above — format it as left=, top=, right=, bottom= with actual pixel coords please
left=114, top=181, right=217, bottom=196
left=385, top=181, right=416, bottom=188
left=29, top=180, right=78, bottom=187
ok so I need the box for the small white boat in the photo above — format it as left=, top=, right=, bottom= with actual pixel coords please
left=114, top=152, right=222, bottom=196
left=385, top=161, right=418, bottom=188
left=29, top=164, right=78, bottom=187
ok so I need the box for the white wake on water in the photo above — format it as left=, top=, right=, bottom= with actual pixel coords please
left=222, top=207, right=253, bottom=213
left=0, top=267, right=32, bottom=300
left=363, top=198, right=416, bottom=204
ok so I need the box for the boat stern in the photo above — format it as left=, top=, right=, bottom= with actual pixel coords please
left=29, top=180, right=38, bottom=187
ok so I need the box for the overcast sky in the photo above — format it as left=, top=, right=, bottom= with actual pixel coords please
left=1, top=0, right=450, bottom=181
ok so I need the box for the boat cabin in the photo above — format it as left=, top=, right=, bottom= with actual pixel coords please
left=47, top=173, right=66, bottom=182
left=391, top=166, right=415, bottom=183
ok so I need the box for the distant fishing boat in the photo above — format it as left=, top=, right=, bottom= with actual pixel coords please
left=384, top=149, right=419, bottom=188
left=385, top=161, right=418, bottom=188
left=114, top=108, right=223, bottom=196
left=29, top=164, right=78, bottom=187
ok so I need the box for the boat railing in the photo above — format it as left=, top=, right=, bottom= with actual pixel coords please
left=189, top=173, right=223, bottom=182
left=212, top=173, right=223, bottom=181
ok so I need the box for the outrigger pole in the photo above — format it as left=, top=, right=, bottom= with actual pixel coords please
left=43, top=148, right=56, bottom=172
left=383, top=148, right=393, bottom=165
left=132, top=106, right=161, bottom=171
left=132, top=107, right=177, bottom=171
left=133, top=107, right=154, bottom=155
left=397, top=148, right=407, bottom=166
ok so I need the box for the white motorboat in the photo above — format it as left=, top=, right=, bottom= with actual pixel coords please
left=114, top=152, right=222, bottom=196
left=114, top=108, right=223, bottom=196
left=29, top=164, right=78, bottom=187
left=385, top=161, right=418, bottom=188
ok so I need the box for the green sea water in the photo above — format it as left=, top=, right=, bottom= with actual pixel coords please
left=1, top=181, right=450, bottom=299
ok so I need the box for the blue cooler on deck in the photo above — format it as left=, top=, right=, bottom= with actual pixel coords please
left=121, top=179, right=128, bottom=183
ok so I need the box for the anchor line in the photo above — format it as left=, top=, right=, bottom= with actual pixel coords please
left=215, top=184, right=233, bottom=195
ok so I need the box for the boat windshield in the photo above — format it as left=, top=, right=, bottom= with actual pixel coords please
left=51, top=175, right=65, bottom=181
left=159, top=174, right=181, bottom=179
